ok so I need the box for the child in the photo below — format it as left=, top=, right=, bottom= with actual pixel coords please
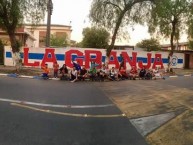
left=41, top=64, right=50, bottom=79
left=53, top=61, right=59, bottom=78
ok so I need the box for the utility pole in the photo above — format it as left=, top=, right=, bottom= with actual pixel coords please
left=46, top=0, right=53, bottom=47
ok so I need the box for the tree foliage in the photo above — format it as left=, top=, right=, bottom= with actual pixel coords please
left=148, top=0, right=193, bottom=55
left=136, top=38, right=161, bottom=51
left=81, top=27, right=110, bottom=48
left=188, top=41, right=193, bottom=50
left=0, top=0, right=47, bottom=53
left=50, top=33, right=69, bottom=47
left=89, top=0, right=154, bottom=56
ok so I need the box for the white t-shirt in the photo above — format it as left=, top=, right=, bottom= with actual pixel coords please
left=71, top=70, right=77, bottom=76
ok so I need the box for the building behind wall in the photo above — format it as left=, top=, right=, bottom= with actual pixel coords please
left=161, top=42, right=190, bottom=51
left=25, top=24, right=72, bottom=47
left=183, top=51, right=193, bottom=69
left=0, top=27, right=36, bottom=47
left=0, top=24, right=72, bottom=48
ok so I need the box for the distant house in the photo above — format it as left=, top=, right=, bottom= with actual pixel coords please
left=113, top=45, right=134, bottom=50
left=0, top=24, right=72, bottom=48
left=161, top=42, right=190, bottom=51
left=24, top=24, right=72, bottom=47
left=0, top=27, right=36, bottom=47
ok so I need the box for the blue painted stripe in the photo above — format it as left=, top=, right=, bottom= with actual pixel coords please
left=6, top=52, right=12, bottom=58
left=5, top=52, right=183, bottom=64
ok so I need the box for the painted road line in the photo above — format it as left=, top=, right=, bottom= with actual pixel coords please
left=184, top=74, right=191, bottom=77
left=0, top=98, right=114, bottom=109
left=169, top=75, right=178, bottom=78
left=19, top=75, right=34, bottom=79
left=0, top=73, right=7, bottom=76
left=11, top=103, right=125, bottom=118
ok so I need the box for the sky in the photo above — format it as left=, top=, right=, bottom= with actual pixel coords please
left=49, top=0, right=186, bottom=45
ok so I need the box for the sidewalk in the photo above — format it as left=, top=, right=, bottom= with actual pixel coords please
left=0, top=65, right=42, bottom=76
left=0, top=65, right=193, bottom=79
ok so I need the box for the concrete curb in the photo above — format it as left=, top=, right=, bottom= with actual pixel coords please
left=0, top=73, right=58, bottom=80
left=0, top=73, right=193, bottom=80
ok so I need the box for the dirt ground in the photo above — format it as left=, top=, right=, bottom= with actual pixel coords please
left=147, top=110, right=193, bottom=145
left=95, top=78, right=193, bottom=145
left=0, top=65, right=43, bottom=76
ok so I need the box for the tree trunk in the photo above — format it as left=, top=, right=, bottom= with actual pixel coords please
left=8, top=32, right=22, bottom=72
left=168, top=19, right=177, bottom=73
left=105, top=10, right=127, bottom=66
left=107, top=12, right=125, bottom=57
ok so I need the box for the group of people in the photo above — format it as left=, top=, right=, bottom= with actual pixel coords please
left=41, top=60, right=165, bottom=82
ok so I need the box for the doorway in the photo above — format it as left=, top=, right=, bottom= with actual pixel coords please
left=184, top=54, right=190, bottom=69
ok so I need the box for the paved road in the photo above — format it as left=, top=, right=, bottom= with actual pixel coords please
left=0, top=77, right=148, bottom=145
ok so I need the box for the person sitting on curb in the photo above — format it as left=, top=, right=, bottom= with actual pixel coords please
left=58, top=64, right=69, bottom=80
left=152, top=67, right=165, bottom=80
left=70, top=67, right=78, bottom=83
left=99, top=63, right=109, bottom=81
left=145, top=69, right=153, bottom=80
left=139, top=66, right=146, bottom=80
left=129, top=65, right=138, bottom=80
left=89, top=66, right=98, bottom=81
left=109, top=67, right=119, bottom=81
left=41, top=63, right=50, bottom=79
left=79, top=65, right=88, bottom=81
left=53, top=61, right=59, bottom=78
left=72, top=60, right=81, bottom=74
left=118, top=66, right=128, bottom=80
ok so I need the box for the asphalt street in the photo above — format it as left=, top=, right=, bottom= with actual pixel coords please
left=0, top=77, right=148, bottom=145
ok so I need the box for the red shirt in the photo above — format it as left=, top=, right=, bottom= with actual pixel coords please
left=120, top=69, right=126, bottom=75
left=53, top=63, right=59, bottom=71
left=130, top=68, right=137, bottom=74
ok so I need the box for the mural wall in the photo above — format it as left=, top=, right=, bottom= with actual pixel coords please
left=4, top=47, right=184, bottom=69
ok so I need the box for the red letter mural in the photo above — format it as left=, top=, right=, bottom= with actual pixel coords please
left=65, top=50, right=84, bottom=68
left=41, top=49, right=57, bottom=66
left=108, top=51, right=119, bottom=68
left=85, top=50, right=102, bottom=68
left=122, top=52, right=137, bottom=68
left=138, top=53, right=152, bottom=69
left=152, top=54, right=164, bottom=69
left=23, top=48, right=40, bottom=67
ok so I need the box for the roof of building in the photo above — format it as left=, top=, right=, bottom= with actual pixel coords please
left=24, top=24, right=72, bottom=28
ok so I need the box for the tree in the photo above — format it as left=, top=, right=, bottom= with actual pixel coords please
left=50, top=33, right=69, bottom=47
left=147, top=0, right=193, bottom=71
left=188, top=41, right=193, bottom=50
left=0, top=0, right=47, bottom=69
left=81, top=27, right=110, bottom=48
left=136, top=38, right=161, bottom=51
left=89, top=0, right=154, bottom=63
left=0, top=39, right=4, bottom=64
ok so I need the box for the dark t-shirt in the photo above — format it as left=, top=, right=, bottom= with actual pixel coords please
left=80, top=69, right=87, bottom=75
left=73, top=62, right=81, bottom=71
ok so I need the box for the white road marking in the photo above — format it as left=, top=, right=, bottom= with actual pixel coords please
left=0, top=98, right=114, bottom=109
left=11, top=103, right=124, bottom=118
left=184, top=74, right=191, bottom=77
left=0, top=73, right=7, bottom=76
left=169, top=76, right=178, bottom=78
